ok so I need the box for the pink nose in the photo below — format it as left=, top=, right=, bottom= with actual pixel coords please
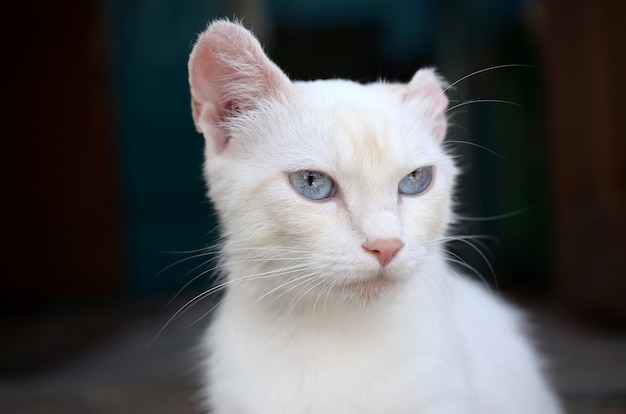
left=363, top=238, right=403, bottom=267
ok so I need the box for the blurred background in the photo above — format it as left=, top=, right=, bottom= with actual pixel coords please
left=3, top=0, right=625, bottom=413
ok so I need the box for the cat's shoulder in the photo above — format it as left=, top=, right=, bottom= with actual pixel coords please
left=447, top=274, right=525, bottom=329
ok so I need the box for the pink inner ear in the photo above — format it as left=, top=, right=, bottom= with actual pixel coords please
left=192, top=98, right=229, bottom=152
left=188, top=21, right=293, bottom=155
left=405, top=68, right=449, bottom=115
left=426, top=83, right=449, bottom=114
left=188, top=32, right=236, bottom=153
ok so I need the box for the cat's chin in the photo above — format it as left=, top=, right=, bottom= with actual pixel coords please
left=339, top=271, right=402, bottom=306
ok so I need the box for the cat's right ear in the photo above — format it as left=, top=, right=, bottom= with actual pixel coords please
left=188, top=20, right=292, bottom=154
left=404, top=68, right=449, bottom=142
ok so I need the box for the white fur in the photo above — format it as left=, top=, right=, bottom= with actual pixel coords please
left=188, top=20, right=562, bottom=414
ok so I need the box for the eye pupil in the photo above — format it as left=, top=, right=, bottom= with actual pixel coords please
left=307, top=172, right=315, bottom=186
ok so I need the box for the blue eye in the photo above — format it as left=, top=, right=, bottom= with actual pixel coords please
left=398, top=166, right=433, bottom=195
left=289, top=170, right=335, bottom=200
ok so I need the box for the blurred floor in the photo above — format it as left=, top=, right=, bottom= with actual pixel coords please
left=0, top=297, right=625, bottom=414
left=528, top=303, right=626, bottom=414
left=0, top=299, right=206, bottom=414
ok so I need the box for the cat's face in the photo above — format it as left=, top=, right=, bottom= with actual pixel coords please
left=189, top=21, right=456, bottom=305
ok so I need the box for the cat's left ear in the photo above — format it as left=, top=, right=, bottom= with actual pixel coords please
left=404, top=68, right=448, bottom=141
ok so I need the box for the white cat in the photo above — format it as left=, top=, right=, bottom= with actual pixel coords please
left=187, top=19, right=562, bottom=414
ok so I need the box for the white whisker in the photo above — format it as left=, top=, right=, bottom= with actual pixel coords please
left=147, top=287, right=218, bottom=349
left=313, top=278, right=334, bottom=316
left=448, top=238, right=497, bottom=288
left=185, top=294, right=228, bottom=329
left=260, top=269, right=325, bottom=307
left=163, top=260, right=221, bottom=309
left=444, top=140, right=505, bottom=160
left=427, top=234, right=500, bottom=246
left=443, top=64, right=534, bottom=92
left=455, top=208, right=529, bottom=222
left=446, top=99, right=522, bottom=114
left=154, top=248, right=219, bottom=279
left=442, top=249, right=496, bottom=291
left=283, top=275, right=328, bottom=325
left=150, top=262, right=313, bottom=347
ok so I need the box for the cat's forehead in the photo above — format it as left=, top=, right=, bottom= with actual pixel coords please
left=294, top=79, right=398, bottom=108
left=287, top=80, right=441, bottom=170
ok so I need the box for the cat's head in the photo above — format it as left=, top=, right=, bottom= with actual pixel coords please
left=188, top=20, right=457, bottom=306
